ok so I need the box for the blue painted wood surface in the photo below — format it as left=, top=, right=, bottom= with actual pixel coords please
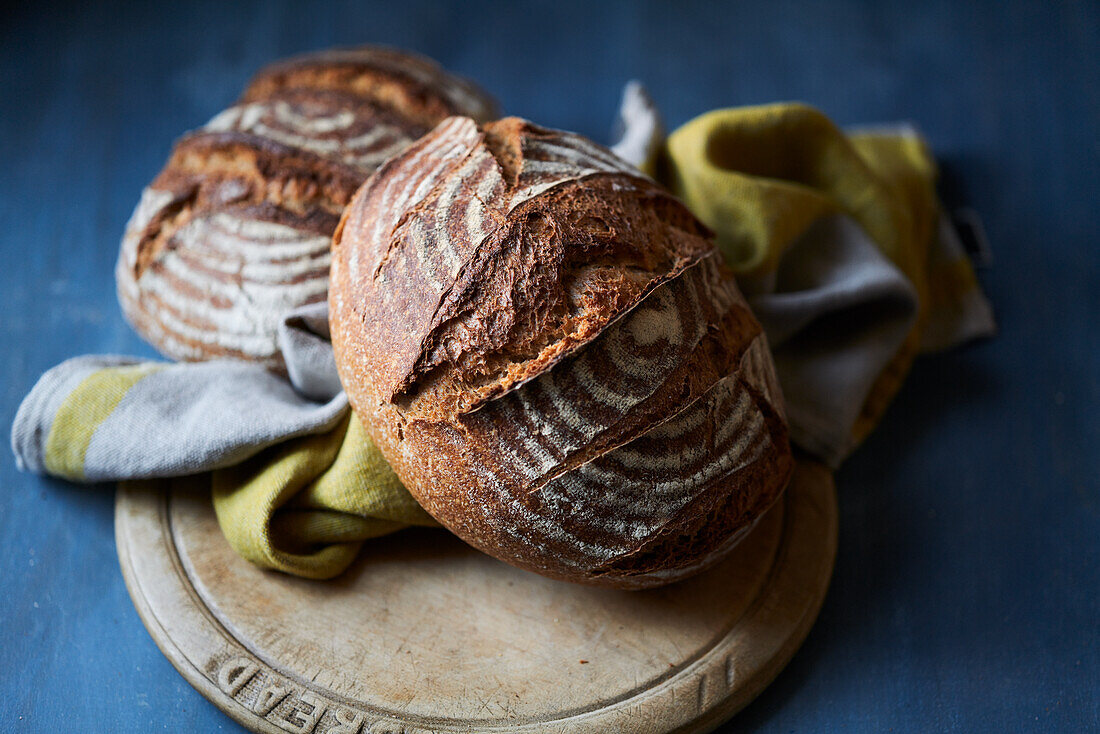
left=2, top=1, right=1097, bottom=730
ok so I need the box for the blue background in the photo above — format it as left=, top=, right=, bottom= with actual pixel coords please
left=2, top=1, right=1097, bottom=731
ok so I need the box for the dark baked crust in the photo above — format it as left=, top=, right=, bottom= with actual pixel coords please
left=332, top=116, right=714, bottom=420
left=116, top=47, right=497, bottom=369
left=239, top=46, right=498, bottom=129
left=331, top=116, right=794, bottom=588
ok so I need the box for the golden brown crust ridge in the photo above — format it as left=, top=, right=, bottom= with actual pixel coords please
left=239, top=46, right=498, bottom=129
left=330, top=117, right=794, bottom=589
left=333, top=116, right=714, bottom=420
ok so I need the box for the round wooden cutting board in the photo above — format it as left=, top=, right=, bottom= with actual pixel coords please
left=115, top=458, right=836, bottom=734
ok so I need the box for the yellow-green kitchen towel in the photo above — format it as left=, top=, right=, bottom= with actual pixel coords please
left=612, top=85, right=993, bottom=460
left=13, top=86, right=993, bottom=579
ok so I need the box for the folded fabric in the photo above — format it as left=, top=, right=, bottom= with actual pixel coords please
left=13, top=85, right=994, bottom=578
left=13, top=303, right=437, bottom=579
left=642, top=92, right=994, bottom=460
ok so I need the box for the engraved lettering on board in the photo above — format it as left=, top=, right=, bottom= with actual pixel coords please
left=211, top=656, right=409, bottom=734
left=328, top=709, right=365, bottom=734
left=217, top=656, right=259, bottom=697
left=281, top=690, right=326, bottom=733
left=254, top=683, right=290, bottom=715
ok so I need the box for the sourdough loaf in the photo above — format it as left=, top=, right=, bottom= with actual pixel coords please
left=116, top=47, right=496, bottom=370
left=330, top=116, right=794, bottom=588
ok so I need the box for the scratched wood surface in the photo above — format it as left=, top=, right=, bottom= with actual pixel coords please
left=115, top=459, right=836, bottom=734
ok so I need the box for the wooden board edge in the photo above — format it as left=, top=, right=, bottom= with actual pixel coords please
left=115, top=480, right=294, bottom=734
left=115, top=460, right=838, bottom=734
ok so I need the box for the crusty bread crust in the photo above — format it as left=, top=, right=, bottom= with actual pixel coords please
left=116, top=47, right=496, bottom=370
left=331, top=116, right=794, bottom=588
left=239, top=46, right=498, bottom=130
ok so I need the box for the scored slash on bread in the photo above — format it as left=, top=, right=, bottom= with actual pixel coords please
left=335, top=116, right=717, bottom=420
left=331, top=116, right=794, bottom=589
left=116, top=47, right=497, bottom=371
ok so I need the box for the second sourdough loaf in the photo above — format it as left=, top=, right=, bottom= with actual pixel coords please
left=116, top=47, right=496, bottom=370
left=330, top=116, right=794, bottom=588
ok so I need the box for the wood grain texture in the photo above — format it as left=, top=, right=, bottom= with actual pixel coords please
left=115, top=458, right=837, bottom=734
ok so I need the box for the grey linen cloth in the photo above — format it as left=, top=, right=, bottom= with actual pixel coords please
left=13, top=302, right=347, bottom=481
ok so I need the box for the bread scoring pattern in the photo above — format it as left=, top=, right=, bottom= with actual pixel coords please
left=331, top=116, right=794, bottom=588
left=116, top=47, right=496, bottom=370
left=203, top=89, right=415, bottom=172
left=335, top=117, right=715, bottom=420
